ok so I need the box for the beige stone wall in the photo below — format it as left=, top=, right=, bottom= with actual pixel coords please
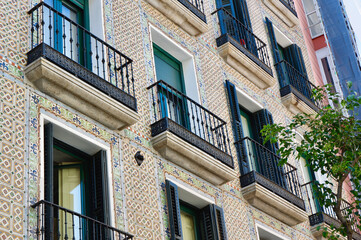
left=0, top=0, right=320, bottom=239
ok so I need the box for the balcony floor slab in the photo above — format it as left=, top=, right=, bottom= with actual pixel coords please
left=280, top=86, right=318, bottom=117
left=241, top=172, right=307, bottom=226
left=217, top=40, right=275, bottom=89
left=262, top=0, right=298, bottom=27
left=144, top=0, right=207, bottom=36
left=25, top=57, right=139, bottom=130
left=151, top=126, right=238, bottom=186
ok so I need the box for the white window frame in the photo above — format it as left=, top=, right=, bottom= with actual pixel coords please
left=255, top=222, right=291, bottom=240
left=301, top=0, right=323, bottom=39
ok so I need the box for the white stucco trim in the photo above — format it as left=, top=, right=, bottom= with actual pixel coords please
left=255, top=221, right=291, bottom=240
left=235, top=87, right=264, bottom=113
left=149, top=24, right=200, bottom=103
left=39, top=112, right=116, bottom=228
left=165, top=174, right=215, bottom=208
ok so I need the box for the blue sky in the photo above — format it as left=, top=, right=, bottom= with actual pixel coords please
left=343, top=0, right=361, bottom=59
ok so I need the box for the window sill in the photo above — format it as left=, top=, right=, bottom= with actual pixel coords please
left=24, top=46, right=139, bottom=130
left=144, top=0, right=208, bottom=36
left=261, top=0, right=299, bottom=27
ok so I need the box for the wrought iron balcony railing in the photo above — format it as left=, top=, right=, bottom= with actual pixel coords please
left=179, top=0, right=206, bottom=21
left=302, top=181, right=360, bottom=233
left=147, top=80, right=234, bottom=168
left=238, top=137, right=302, bottom=199
left=28, top=2, right=136, bottom=109
left=212, top=8, right=272, bottom=70
left=31, top=200, right=133, bottom=239
left=275, top=59, right=322, bottom=109
left=280, top=0, right=297, bottom=16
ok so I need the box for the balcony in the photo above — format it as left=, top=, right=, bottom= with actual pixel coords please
left=147, top=81, right=238, bottom=185
left=275, top=60, right=321, bottom=115
left=212, top=8, right=275, bottom=89
left=25, top=3, right=139, bottom=130
left=261, top=0, right=298, bottom=27
left=144, top=0, right=207, bottom=36
left=238, top=137, right=307, bottom=226
left=302, top=182, right=361, bottom=240
left=30, top=200, right=133, bottom=239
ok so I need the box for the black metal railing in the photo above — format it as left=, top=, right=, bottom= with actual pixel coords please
left=275, top=60, right=322, bottom=108
left=147, top=80, right=232, bottom=160
left=28, top=2, right=135, bottom=98
left=181, top=0, right=205, bottom=16
left=212, top=8, right=271, bottom=69
left=31, top=200, right=133, bottom=239
left=239, top=137, right=302, bottom=198
left=302, top=181, right=360, bottom=232
left=280, top=0, right=297, bottom=15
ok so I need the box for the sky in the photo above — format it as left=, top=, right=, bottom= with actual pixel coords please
left=343, top=0, right=361, bottom=60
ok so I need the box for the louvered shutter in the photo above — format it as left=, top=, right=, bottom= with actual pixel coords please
left=166, top=180, right=182, bottom=240
left=225, top=80, right=249, bottom=175
left=284, top=44, right=312, bottom=99
left=201, top=205, right=227, bottom=240
left=265, top=18, right=287, bottom=86
left=44, top=123, right=54, bottom=239
left=89, top=150, right=109, bottom=223
left=87, top=150, right=110, bottom=238
left=251, top=109, right=287, bottom=188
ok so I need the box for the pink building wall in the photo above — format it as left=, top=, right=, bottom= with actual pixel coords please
left=294, top=0, right=324, bottom=87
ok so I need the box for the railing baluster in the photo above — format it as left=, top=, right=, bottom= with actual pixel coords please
left=64, top=210, right=68, bottom=240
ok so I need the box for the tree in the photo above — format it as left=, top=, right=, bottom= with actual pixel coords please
left=261, top=84, right=361, bottom=240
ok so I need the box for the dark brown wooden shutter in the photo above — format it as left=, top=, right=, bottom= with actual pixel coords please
left=44, top=123, right=54, bottom=239
left=225, top=80, right=249, bottom=175
left=201, top=204, right=228, bottom=240
left=166, top=180, right=182, bottom=240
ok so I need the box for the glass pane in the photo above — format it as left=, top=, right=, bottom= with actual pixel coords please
left=310, top=23, right=323, bottom=37
left=62, top=5, right=78, bottom=61
left=181, top=211, right=196, bottom=240
left=302, top=0, right=315, bottom=14
left=58, top=167, right=82, bottom=239
left=307, top=12, right=320, bottom=26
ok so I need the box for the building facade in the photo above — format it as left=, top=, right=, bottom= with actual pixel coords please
left=0, top=0, right=358, bottom=239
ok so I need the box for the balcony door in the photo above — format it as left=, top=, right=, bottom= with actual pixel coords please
left=239, top=107, right=258, bottom=172
left=44, top=0, right=89, bottom=66
left=153, top=44, right=189, bottom=129
left=216, top=0, right=257, bottom=54
left=44, top=123, right=110, bottom=240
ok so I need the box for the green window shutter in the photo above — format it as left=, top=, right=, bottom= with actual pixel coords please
left=166, top=180, right=183, bottom=240
left=265, top=18, right=287, bottom=86
left=251, top=109, right=287, bottom=188
left=265, top=18, right=281, bottom=64
left=44, top=123, right=54, bottom=239
left=284, top=44, right=308, bottom=77
left=200, top=204, right=227, bottom=240
left=225, top=80, right=249, bottom=175
left=88, top=150, right=109, bottom=224
left=44, top=123, right=54, bottom=203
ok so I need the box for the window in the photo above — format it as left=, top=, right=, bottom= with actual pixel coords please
left=165, top=180, right=227, bottom=240
left=43, top=121, right=110, bottom=239
left=302, top=0, right=323, bottom=38
left=225, top=80, right=287, bottom=187
left=320, top=57, right=337, bottom=93
left=266, top=18, right=312, bottom=100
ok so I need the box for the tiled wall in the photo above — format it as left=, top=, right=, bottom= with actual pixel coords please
left=0, top=0, right=318, bottom=239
